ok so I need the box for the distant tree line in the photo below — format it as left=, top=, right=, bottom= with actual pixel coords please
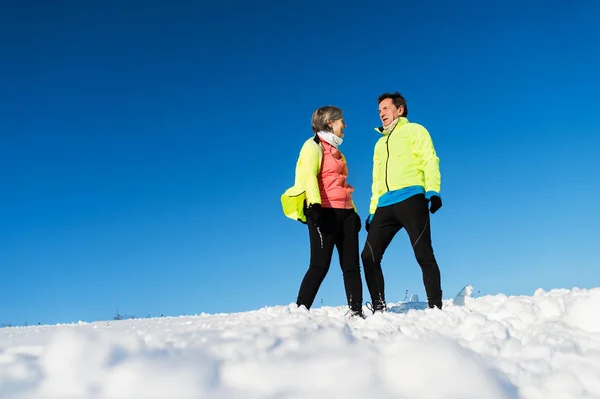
left=0, top=321, right=41, bottom=328
left=112, top=310, right=165, bottom=320
left=1, top=311, right=167, bottom=328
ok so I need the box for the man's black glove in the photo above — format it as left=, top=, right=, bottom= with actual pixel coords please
left=365, top=214, right=373, bottom=232
left=305, top=203, right=322, bottom=227
left=429, top=195, right=442, bottom=214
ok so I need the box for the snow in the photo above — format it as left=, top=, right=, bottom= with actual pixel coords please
left=1, top=287, right=600, bottom=398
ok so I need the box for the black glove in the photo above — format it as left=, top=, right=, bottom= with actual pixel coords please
left=429, top=195, right=442, bottom=214
left=365, top=214, right=373, bottom=232
left=355, top=212, right=362, bottom=233
left=305, top=203, right=322, bottom=227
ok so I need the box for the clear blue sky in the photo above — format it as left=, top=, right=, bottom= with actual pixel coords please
left=2, top=0, right=599, bottom=325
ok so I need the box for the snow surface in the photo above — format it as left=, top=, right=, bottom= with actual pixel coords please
left=1, top=287, right=600, bottom=399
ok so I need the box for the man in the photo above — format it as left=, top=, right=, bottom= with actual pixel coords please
left=361, top=92, right=443, bottom=312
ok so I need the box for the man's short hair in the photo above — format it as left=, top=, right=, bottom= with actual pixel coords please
left=378, top=92, right=408, bottom=117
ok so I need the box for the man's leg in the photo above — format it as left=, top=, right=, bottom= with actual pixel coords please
left=297, top=210, right=336, bottom=309
left=396, top=195, right=442, bottom=309
left=334, top=210, right=363, bottom=312
left=361, top=205, right=401, bottom=311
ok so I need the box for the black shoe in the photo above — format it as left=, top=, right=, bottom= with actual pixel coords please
left=347, top=308, right=366, bottom=320
left=366, top=301, right=386, bottom=315
left=428, top=293, right=443, bottom=309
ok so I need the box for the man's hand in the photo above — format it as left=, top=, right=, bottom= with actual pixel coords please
left=429, top=196, right=442, bottom=214
left=365, top=214, right=373, bottom=232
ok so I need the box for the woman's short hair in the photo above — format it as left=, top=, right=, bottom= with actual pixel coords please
left=311, top=106, right=343, bottom=133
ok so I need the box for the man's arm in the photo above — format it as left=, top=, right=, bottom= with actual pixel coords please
left=413, top=125, right=441, bottom=198
left=369, top=145, right=381, bottom=215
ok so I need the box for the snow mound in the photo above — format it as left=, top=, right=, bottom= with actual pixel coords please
left=1, top=287, right=599, bottom=398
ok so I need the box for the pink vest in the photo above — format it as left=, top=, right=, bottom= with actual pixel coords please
left=318, top=139, right=354, bottom=209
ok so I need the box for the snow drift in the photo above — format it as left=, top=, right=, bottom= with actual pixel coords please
left=1, top=287, right=600, bottom=398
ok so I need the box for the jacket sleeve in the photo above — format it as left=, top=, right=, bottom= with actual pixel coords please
left=369, top=145, right=381, bottom=214
left=298, top=140, right=322, bottom=205
left=413, top=125, right=441, bottom=196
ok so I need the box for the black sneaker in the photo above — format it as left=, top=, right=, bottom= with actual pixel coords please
left=428, top=293, right=443, bottom=309
left=347, top=308, right=366, bottom=320
left=366, top=301, right=386, bottom=315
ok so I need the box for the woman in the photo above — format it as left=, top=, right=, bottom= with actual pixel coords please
left=281, top=106, right=364, bottom=319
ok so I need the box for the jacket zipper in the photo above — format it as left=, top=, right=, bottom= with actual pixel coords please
left=384, top=134, right=391, bottom=191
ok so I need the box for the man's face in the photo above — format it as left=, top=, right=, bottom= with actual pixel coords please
left=379, top=98, right=403, bottom=127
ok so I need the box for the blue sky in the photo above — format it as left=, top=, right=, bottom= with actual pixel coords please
left=2, top=0, right=599, bottom=325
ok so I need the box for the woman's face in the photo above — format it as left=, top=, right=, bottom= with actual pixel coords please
left=329, top=118, right=346, bottom=138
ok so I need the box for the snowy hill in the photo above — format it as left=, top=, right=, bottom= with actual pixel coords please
left=1, top=287, right=599, bottom=399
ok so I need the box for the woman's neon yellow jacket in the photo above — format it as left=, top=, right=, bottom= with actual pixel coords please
left=281, top=136, right=357, bottom=223
left=369, top=117, right=441, bottom=214
left=281, top=137, right=323, bottom=223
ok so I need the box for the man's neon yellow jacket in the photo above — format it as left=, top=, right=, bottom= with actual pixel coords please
left=369, top=117, right=440, bottom=214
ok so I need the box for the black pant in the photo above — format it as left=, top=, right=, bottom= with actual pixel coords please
left=361, top=194, right=442, bottom=308
left=297, top=208, right=363, bottom=311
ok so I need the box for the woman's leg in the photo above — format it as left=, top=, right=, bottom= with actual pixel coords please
left=335, top=210, right=363, bottom=312
left=296, top=209, right=336, bottom=309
